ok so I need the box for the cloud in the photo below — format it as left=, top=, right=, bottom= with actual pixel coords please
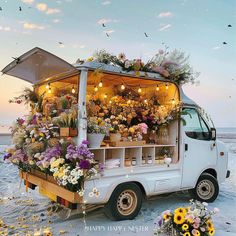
left=36, top=3, right=47, bottom=11
left=0, top=26, right=11, bottom=31
left=101, top=1, right=111, bottom=5
left=72, top=44, right=86, bottom=49
left=103, top=29, right=114, bottom=34
left=23, top=22, right=45, bottom=30
left=21, top=0, right=34, bottom=4
left=36, top=3, right=60, bottom=14
left=212, top=46, right=221, bottom=50
left=97, top=18, right=111, bottom=25
left=53, top=19, right=60, bottom=23
left=46, top=8, right=60, bottom=14
left=159, top=24, right=172, bottom=31
left=158, top=11, right=173, bottom=18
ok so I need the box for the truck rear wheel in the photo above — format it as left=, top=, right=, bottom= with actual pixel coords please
left=104, top=183, right=143, bottom=220
left=189, top=173, right=219, bottom=202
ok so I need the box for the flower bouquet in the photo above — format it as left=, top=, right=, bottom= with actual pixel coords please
left=154, top=200, right=218, bottom=236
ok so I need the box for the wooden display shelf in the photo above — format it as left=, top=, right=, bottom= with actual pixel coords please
left=109, top=140, right=146, bottom=147
left=19, top=170, right=83, bottom=204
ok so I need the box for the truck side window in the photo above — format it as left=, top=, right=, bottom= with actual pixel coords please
left=183, top=108, right=210, bottom=140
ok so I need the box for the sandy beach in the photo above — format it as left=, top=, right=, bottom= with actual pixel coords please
left=0, top=128, right=235, bottom=236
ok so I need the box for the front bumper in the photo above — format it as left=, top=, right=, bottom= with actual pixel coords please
left=226, top=170, right=230, bottom=178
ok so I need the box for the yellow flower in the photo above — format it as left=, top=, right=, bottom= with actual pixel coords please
left=86, top=57, right=94, bottom=62
left=174, top=207, right=187, bottom=216
left=208, top=228, right=215, bottom=236
left=207, top=220, right=214, bottom=229
left=183, top=232, right=191, bottom=236
left=174, top=213, right=185, bottom=225
left=193, top=230, right=200, bottom=236
left=163, top=213, right=171, bottom=221
left=182, top=224, right=189, bottom=231
left=31, top=138, right=35, bottom=143
left=39, top=132, right=44, bottom=137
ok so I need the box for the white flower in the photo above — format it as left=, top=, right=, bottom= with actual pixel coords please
left=61, top=180, right=67, bottom=186
left=202, top=202, right=208, bottom=207
left=62, top=175, right=68, bottom=181
left=71, top=179, right=78, bottom=185
left=89, top=192, right=94, bottom=197
left=92, top=187, right=98, bottom=193
left=59, top=139, right=64, bottom=144
left=110, top=115, right=115, bottom=119
left=124, top=60, right=131, bottom=68
left=78, top=189, right=85, bottom=196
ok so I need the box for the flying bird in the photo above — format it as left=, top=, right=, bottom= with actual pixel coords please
left=106, top=33, right=110, bottom=37
left=144, top=32, right=148, bottom=37
left=102, top=23, right=106, bottom=27
left=223, top=42, right=227, bottom=45
left=58, top=42, right=63, bottom=45
left=0, top=7, right=2, bottom=11
left=19, top=6, right=22, bottom=11
left=228, top=24, right=232, bottom=27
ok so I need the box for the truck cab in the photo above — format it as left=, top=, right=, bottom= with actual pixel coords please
left=2, top=47, right=229, bottom=220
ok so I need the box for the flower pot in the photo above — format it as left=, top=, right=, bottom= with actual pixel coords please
left=87, top=133, right=105, bottom=148
left=60, top=127, right=78, bottom=137
left=110, top=133, right=121, bottom=142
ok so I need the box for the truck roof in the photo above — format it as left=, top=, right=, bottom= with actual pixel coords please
left=1, top=47, right=197, bottom=107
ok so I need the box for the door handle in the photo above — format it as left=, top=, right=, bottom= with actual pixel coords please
left=185, top=144, right=188, bottom=151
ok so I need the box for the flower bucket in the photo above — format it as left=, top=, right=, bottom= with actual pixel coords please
left=87, top=133, right=105, bottom=148
left=110, top=133, right=121, bottom=142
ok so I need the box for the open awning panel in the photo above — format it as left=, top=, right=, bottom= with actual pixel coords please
left=1, top=47, right=77, bottom=84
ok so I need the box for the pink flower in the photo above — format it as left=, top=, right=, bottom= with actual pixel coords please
left=193, top=223, right=199, bottom=229
left=138, top=123, right=148, bottom=134
left=200, top=227, right=206, bottom=232
left=192, top=229, right=198, bottom=235
left=213, top=207, right=220, bottom=213
left=194, top=217, right=201, bottom=224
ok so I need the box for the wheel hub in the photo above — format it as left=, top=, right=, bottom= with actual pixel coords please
left=197, top=180, right=215, bottom=200
left=117, top=190, right=137, bottom=216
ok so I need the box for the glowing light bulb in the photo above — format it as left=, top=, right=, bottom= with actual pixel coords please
left=46, top=83, right=50, bottom=89
left=98, top=81, right=103, bottom=87
left=165, top=84, right=169, bottom=90
left=121, top=84, right=125, bottom=90
left=104, top=93, right=107, bottom=99
left=144, top=99, right=148, bottom=104
left=138, top=87, right=142, bottom=93
left=172, top=99, right=176, bottom=105
left=72, top=87, right=76, bottom=94
left=156, top=85, right=159, bottom=91
left=127, top=99, right=131, bottom=104
left=94, top=86, right=98, bottom=92
left=109, top=100, right=112, bottom=104
left=48, top=87, right=52, bottom=93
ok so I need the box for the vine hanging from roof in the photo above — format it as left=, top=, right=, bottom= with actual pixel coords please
left=84, top=46, right=200, bottom=85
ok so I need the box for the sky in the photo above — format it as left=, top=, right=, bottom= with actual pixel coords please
left=0, top=0, right=235, bottom=127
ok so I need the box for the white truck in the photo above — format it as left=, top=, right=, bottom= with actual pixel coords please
left=2, top=47, right=230, bottom=220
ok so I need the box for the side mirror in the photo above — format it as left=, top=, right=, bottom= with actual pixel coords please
left=210, top=128, right=216, bottom=140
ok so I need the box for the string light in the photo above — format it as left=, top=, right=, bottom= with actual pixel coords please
left=94, top=86, right=98, bottom=92
left=46, top=83, right=50, bottom=89
left=48, top=87, right=52, bottom=93
left=156, top=85, right=159, bottom=91
left=144, top=99, right=148, bottom=104
left=72, top=86, right=76, bottom=94
left=165, top=84, right=169, bottom=90
left=109, top=100, right=112, bottom=104
left=172, top=99, right=176, bottom=105
left=98, top=80, right=103, bottom=87
left=127, top=99, right=131, bottom=104
left=104, top=93, right=107, bottom=99
left=121, top=84, right=125, bottom=90
left=138, top=86, right=142, bottom=93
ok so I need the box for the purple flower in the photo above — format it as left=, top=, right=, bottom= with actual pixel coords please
left=79, top=159, right=90, bottom=169
left=3, top=153, right=12, bottom=161
left=11, top=149, right=28, bottom=163
left=99, top=163, right=105, bottom=172
left=42, top=144, right=62, bottom=161
left=82, top=140, right=89, bottom=145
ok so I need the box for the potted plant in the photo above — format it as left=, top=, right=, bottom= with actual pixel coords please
left=87, top=117, right=107, bottom=148
left=105, top=115, right=123, bottom=142
left=54, top=109, right=78, bottom=137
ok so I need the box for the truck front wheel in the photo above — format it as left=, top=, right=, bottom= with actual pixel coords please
left=104, top=183, right=143, bottom=220
left=189, top=173, right=219, bottom=202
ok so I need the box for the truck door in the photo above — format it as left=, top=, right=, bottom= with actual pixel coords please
left=181, top=108, right=217, bottom=188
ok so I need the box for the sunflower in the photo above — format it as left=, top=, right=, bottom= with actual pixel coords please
left=182, top=224, right=189, bottom=231
left=206, top=220, right=214, bottom=229
left=174, top=213, right=185, bottom=225
left=174, top=207, right=187, bottom=216
left=163, top=213, right=171, bottom=221
left=208, top=228, right=215, bottom=236
left=183, top=232, right=191, bottom=236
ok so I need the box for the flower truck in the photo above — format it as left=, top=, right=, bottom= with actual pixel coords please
left=2, top=47, right=230, bottom=220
